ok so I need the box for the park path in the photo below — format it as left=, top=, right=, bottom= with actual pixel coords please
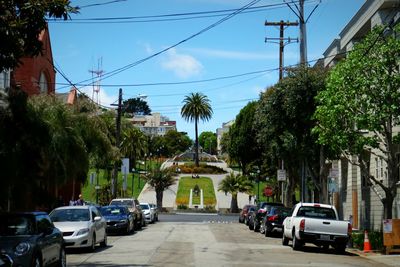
left=138, top=160, right=253, bottom=211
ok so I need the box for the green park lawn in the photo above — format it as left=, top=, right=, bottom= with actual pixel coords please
left=176, top=176, right=216, bottom=206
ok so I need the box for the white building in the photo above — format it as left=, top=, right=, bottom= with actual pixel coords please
left=130, top=112, right=177, bottom=136
left=216, top=120, right=234, bottom=155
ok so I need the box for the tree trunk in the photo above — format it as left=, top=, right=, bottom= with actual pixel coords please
left=195, top=119, right=199, bottom=167
left=231, top=193, right=238, bottom=213
left=156, top=189, right=163, bottom=212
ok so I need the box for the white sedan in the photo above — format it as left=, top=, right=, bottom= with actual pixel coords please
left=140, top=203, right=155, bottom=223
left=50, top=205, right=107, bottom=251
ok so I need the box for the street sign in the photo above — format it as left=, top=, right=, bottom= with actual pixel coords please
left=95, top=185, right=101, bottom=190
left=329, top=168, right=339, bottom=178
left=328, top=177, right=337, bottom=193
left=277, top=169, right=286, bottom=181
left=264, top=186, right=274, bottom=197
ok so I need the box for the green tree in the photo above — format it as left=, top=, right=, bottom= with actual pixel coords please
left=142, top=167, right=176, bottom=211
left=0, top=0, right=78, bottom=72
left=255, top=67, right=330, bottom=205
left=163, top=130, right=192, bottom=157
left=199, top=131, right=217, bottom=155
left=122, top=97, right=151, bottom=116
left=120, top=126, right=146, bottom=171
left=218, top=172, right=253, bottom=213
left=181, top=92, right=213, bottom=167
left=313, top=24, right=400, bottom=219
left=0, top=89, right=115, bottom=210
left=227, top=101, right=261, bottom=174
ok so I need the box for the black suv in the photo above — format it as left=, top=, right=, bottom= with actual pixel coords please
left=251, top=202, right=284, bottom=232
left=0, top=212, right=66, bottom=266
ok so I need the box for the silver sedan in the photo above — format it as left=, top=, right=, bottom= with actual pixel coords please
left=49, top=206, right=107, bottom=251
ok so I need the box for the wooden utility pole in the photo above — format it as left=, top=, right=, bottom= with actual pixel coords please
left=111, top=88, right=123, bottom=198
left=265, top=20, right=298, bottom=80
left=299, top=0, right=307, bottom=65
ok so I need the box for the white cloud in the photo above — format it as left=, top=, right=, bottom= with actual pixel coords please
left=79, top=86, right=118, bottom=108
left=161, top=48, right=203, bottom=79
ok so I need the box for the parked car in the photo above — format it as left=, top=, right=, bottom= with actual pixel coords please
left=49, top=205, right=107, bottom=251
left=251, top=202, right=284, bottom=232
left=110, top=198, right=145, bottom=230
left=244, top=205, right=257, bottom=226
left=0, top=212, right=66, bottom=266
left=149, top=203, right=159, bottom=221
left=282, top=203, right=352, bottom=253
left=140, top=202, right=155, bottom=223
left=100, top=205, right=134, bottom=234
left=260, top=206, right=291, bottom=236
left=239, top=204, right=255, bottom=223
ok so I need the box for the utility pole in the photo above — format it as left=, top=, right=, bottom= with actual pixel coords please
left=299, top=0, right=307, bottom=65
left=265, top=20, right=298, bottom=205
left=265, top=20, right=298, bottom=80
left=111, top=88, right=123, bottom=199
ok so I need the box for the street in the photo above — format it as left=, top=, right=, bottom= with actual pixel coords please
left=66, top=214, right=383, bottom=267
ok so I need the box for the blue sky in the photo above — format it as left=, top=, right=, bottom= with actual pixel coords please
left=49, top=0, right=365, bottom=139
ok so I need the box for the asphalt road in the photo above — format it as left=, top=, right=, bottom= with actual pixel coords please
left=66, top=214, right=386, bottom=267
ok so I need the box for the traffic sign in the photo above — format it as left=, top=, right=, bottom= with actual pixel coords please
left=264, top=186, right=274, bottom=197
left=277, top=169, right=286, bottom=181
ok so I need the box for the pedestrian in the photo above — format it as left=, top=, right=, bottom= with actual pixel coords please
left=75, top=194, right=85, bottom=206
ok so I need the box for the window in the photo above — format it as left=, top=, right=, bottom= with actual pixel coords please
left=0, top=71, right=10, bottom=90
left=39, top=72, right=48, bottom=93
left=375, top=158, right=379, bottom=179
left=380, top=158, right=384, bottom=179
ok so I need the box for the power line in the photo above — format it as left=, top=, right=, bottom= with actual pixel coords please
left=50, top=1, right=319, bottom=24
left=56, top=0, right=262, bottom=91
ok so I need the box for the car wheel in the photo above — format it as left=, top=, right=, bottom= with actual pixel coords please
left=56, top=247, right=66, bottom=267
left=32, top=254, right=42, bottom=267
left=265, top=225, right=271, bottom=237
left=100, top=233, right=107, bottom=247
left=282, top=233, right=289, bottom=246
left=90, top=234, right=96, bottom=251
left=292, top=231, right=302, bottom=250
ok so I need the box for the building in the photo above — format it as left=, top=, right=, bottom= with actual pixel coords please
left=216, top=120, right=235, bottom=155
left=130, top=112, right=177, bottom=136
left=319, top=0, right=400, bottom=230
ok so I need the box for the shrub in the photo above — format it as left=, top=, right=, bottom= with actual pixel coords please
left=177, top=204, right=188, bottom=210
left=351, top=230, right=383, bottom=251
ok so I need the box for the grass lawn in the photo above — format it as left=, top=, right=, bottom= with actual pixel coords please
left=82, top=169, right=147, bottom=204
left=176, top=176, right=216, bottom=206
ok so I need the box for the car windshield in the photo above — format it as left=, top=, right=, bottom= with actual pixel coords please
left=0, top=215, right=35, bottom=236
left=50, top=209, right=90, bottom=222
left=140, top=204, right=149, bottom=210
left=111, top=200, right=133, bottom=206
left=296, top=206, right=336, bottom=219
left=100, top=207, right=127, bottom=216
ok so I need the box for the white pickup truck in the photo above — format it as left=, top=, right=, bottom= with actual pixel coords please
left=282, top=203, right=351, bottom=253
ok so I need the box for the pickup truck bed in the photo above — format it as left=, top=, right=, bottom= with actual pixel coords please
left=282, top=203, right=351, bottom=253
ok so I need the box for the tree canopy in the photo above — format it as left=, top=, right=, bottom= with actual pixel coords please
left=122, top=97, right=151, bottom=116
left=313, top=24, right=400, bottom=219
left=0, top=0, right=78, bottom=72
left=199, top=131, right=217, bottom=155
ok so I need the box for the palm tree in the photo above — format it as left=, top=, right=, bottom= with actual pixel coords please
left=218, top=172, right=253, bottom=213
left=142, top=167, right=176, bottom=211
left=181, top=92, right=212, bottom=167
left=120, top=126, right=146, bottom=169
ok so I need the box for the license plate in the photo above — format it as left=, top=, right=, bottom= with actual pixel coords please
left=320, top=234, right=330, bottom=241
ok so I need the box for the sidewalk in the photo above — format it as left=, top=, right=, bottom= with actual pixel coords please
left=348, top=249, right=400, bottom=267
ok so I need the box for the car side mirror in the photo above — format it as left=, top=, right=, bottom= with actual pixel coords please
left=94, top=216, right=101, bottom=222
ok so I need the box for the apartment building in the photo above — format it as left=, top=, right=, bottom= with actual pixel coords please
left=130, top=112, right=177, bottom=136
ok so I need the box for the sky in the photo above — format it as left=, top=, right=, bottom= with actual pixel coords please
left=48, top=0, right=365, bottom=139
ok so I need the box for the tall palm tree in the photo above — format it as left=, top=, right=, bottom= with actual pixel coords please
left=120, top=126, right=146, bottom=169
left=181, top=92, right=212, bottom=167
left=218, top=172, right=253, bottom=213
left=142, top=167, right=176, bottom=211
